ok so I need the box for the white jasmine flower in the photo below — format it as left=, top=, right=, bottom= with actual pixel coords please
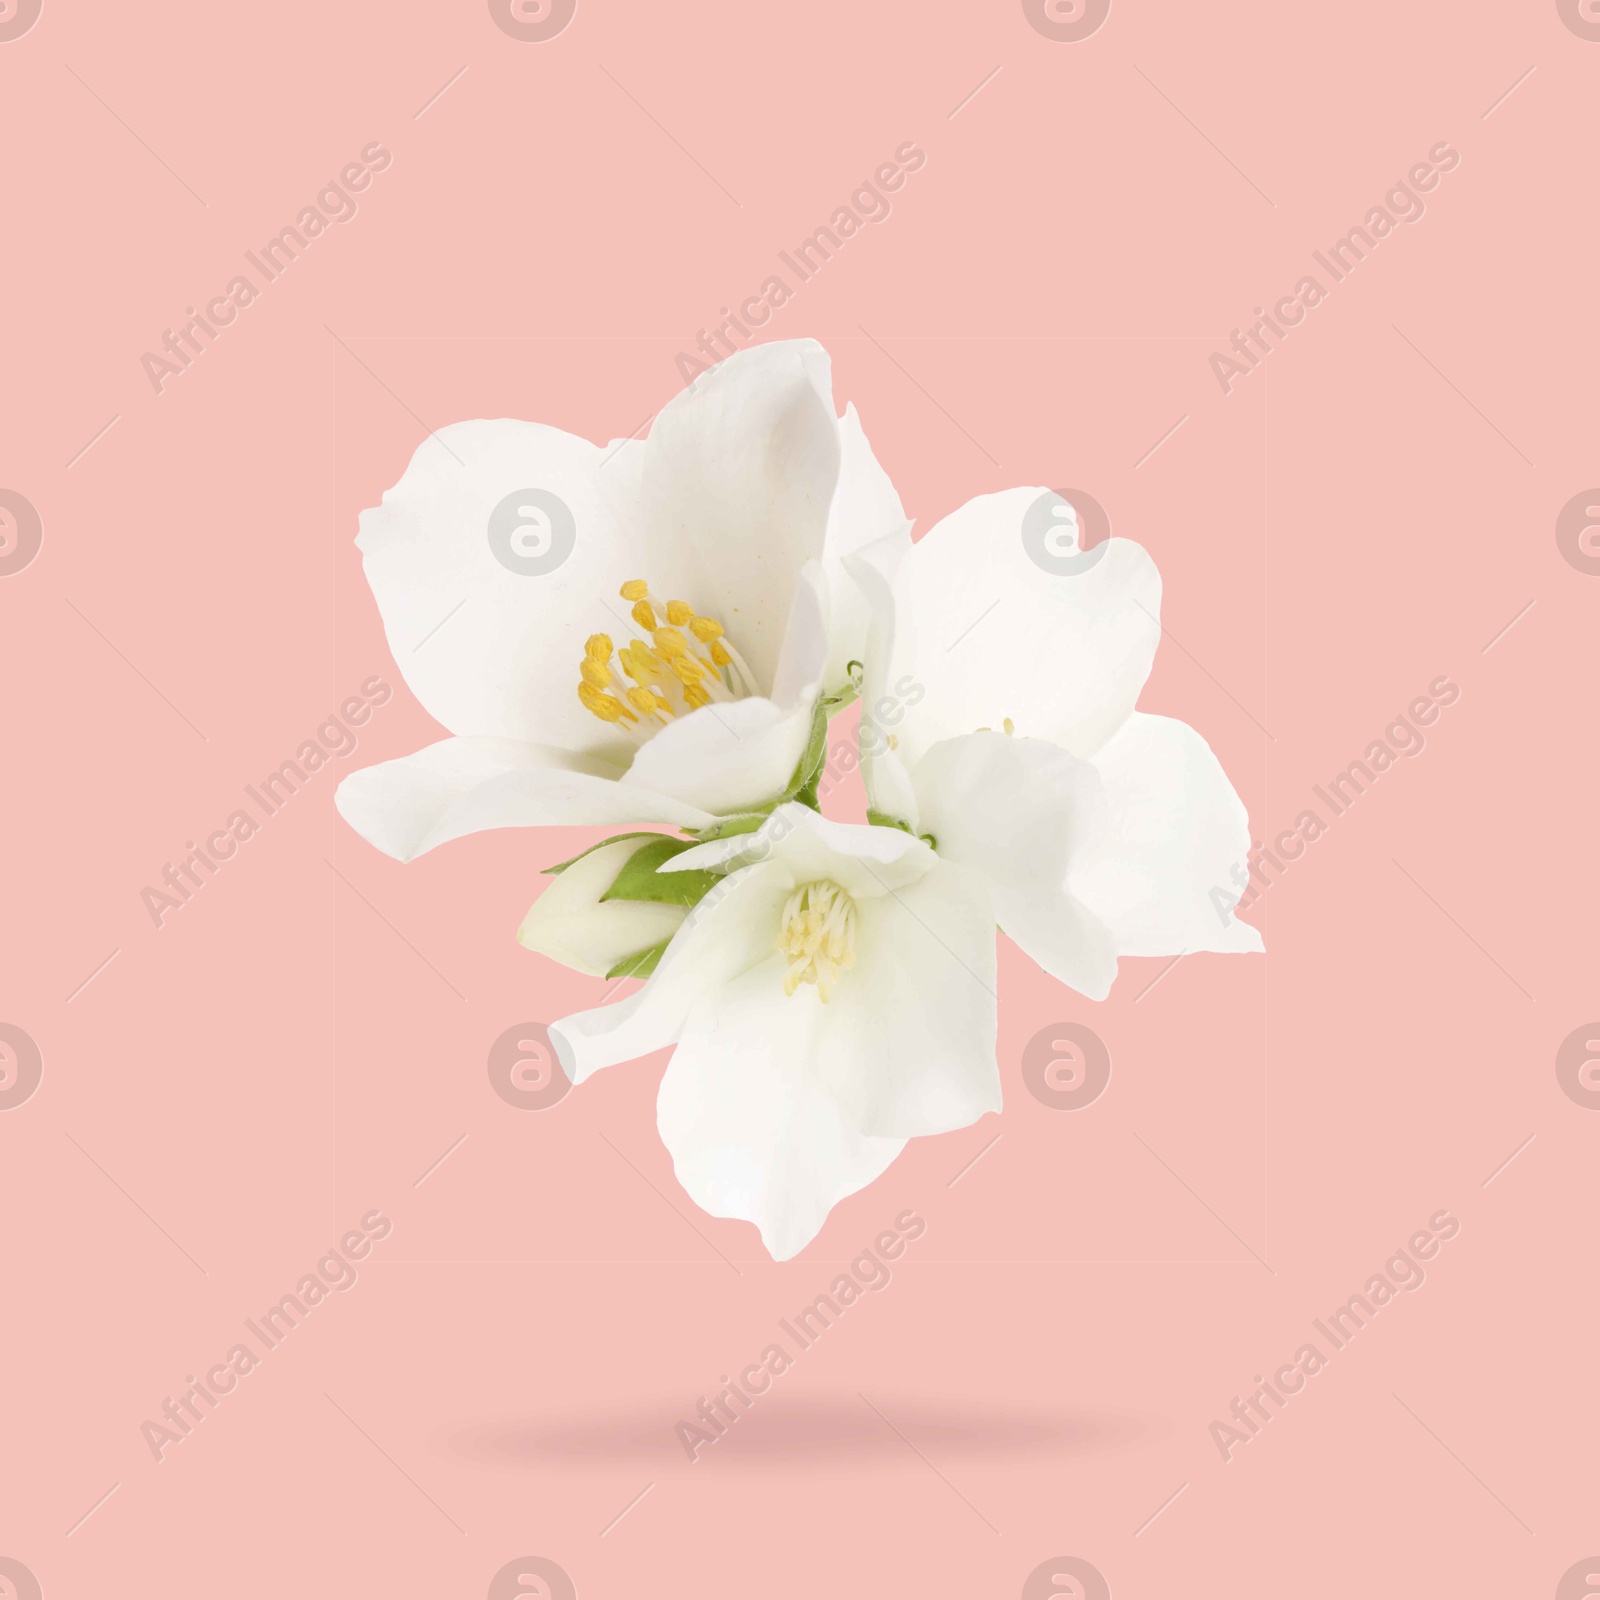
left=332, top=336, right=1261, bottom=1260
left=335, top=340, right=908, bottom=862
left=847, top=488, right=1262, bottom=1000
left=549, top=804, right=998, bottom=1260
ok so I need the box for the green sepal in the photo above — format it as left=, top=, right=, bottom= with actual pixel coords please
left=780, top=666, right=871, bottom=813
left=604, top=939, right=671, bottom=980
left=866, top=809, right=914, bottom=834
left=599, top=835, right=721, bottom=907
left=541, top=831, right=662, bottom=875
left=686, top=812, right=770, bottom=843
left=785, top=693, right=832, bottom=811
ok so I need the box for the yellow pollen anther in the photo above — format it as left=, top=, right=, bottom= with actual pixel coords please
left=778, top=880, right=858, bottom=1001
left=1003, top=717, right=1015, bottom=735
left=578, top=682, right=636, bottom=723
left=626, top=685, right=669, bottom=718
left=619, top=641, right=662, bottom=683
left=581, top=581, right=747, bottom=730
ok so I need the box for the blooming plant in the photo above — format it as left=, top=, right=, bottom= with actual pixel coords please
left=337, top=340, right=1260, bottom=1259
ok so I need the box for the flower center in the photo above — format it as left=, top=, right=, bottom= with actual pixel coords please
left=576, top=579, right=756, bottom=740
left=778, top=879, right=858, bottom=1001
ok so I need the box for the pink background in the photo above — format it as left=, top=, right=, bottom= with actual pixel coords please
left=3, top=1, right=1597, bottom=1595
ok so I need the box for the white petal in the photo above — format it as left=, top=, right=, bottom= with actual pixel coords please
left=910, top=731, right=1117, bottom=998
left=516, top=837, right=690, bottom=977
left=658, top=957, right=907, bottom=1261
left=335, top=737, right=715, bottom=863
left=881, top=487, right=1162, bottom=769
left=620, top=563, right=827, bottom=821
left=820, top=404, right=911, bottom=694
left=843, top=529, right=921, bottom=829
left=862, top=743, right=921, bottom=834
left=911, top=730, right=1104, bottom=886
left=620, top=694, right=815, bottom=818
left=1071, top=712, right=1264, bottom=956
left=769, top=561, right=831, bottom=710
left=816, top=859, right=1001, bottom=1138
left=356, top=419, right=643, bottom=754
left=666, top=801, right=935, bottom=902
left=990, top=884, right=1117, bottom=1002
left=639, top=340, right=840, bottom=696
left=547, top=860, right=789, bottom=1084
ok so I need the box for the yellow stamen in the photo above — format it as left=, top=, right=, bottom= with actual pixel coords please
left=626, top=685, right=669, bottom=718
left=1003, top=717, right=1015, bottom=735
left=579, top=582, right=748, bottom=729
left=778, top=880, right=858, bottom=1001
left=578, top=682, right=636, bottom=723
left=619, top=641, right=663, bottom=684
left=618, top=642, right=653, bottom=681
